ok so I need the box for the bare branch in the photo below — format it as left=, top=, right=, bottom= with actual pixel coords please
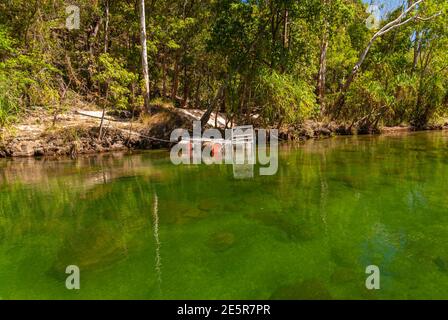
left=377, top=16, right=415, bottom=36
left=416, top=12, right=443, bottom=21
left=333, top=0, right=445, bottom=114
left=378, top=0, right=423, bottom=33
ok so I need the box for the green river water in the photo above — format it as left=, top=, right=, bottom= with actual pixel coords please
left=1, top=131, right=448, bottom=299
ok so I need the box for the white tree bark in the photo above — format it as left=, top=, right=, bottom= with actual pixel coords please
left=335, top=0, right=441, bottom=112
left=104, top=0, right=109, bottom=54
left=317, top=0, right=329, bottom=116
left=139, top=0, right=151, bottom=113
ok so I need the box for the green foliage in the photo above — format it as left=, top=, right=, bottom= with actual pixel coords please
left=0, top=0, right=447, bottom=130
left=0, top=26, right=14, bottom=59
left=345, top=71, right=394, bottom=128
left=0, top=72, right=18, bottom=127
left=390, top=73, right=419, bottom=124
left=257, top=69, right=317, bottom=124
left=94, top=54, right=137, bottom=110
left=0, top=27, right=19, bottom=126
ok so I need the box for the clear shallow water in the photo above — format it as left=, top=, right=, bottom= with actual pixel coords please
left=1, top=131, right=448, bottom=300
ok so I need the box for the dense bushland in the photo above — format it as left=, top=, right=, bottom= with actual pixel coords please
left=0, top=0, right=446, bottom=131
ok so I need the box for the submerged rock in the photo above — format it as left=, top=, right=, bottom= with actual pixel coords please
left=330, top=248, right=358, bottom=268
left=51, top=225, right=128, bottom=276
left=208, top=232, right=236, bottom=252
left=270, top=279, right=332, bottom=300
left=433, top=257, right=448, bottom=273
left=198, top=199, right=217, bottom=212
left=160, top=201, right=208, bottom=225
left=248, top=212, right=321, bottom=242
left=330, top=267, right=357, bottom=284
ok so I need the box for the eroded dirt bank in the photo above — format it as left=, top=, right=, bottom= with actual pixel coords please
left=0, top=108, right=194, bottom=158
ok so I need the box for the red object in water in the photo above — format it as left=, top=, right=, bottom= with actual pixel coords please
left=186, top=142, right=192, bottom=157
left=211, top=143, right=222, bottom=158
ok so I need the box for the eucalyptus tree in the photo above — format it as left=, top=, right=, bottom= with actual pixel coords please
left=139, top=0, right=151, bottom=113
left=334, top=0, right=443, bottom=114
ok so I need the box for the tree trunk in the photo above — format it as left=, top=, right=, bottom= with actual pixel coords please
left=88, top=17, right=102, bottom=56
left=99, top=90, right=108, bottom=139
left=162, top=50, right=167, bottom=98
left=139, top=0, right=151, bottom=113
left=96, top=5, right=109, bottom=138
left=104, top=0, right=109, bottom=54
left=201, top=84, right=226, bottom=129
left=317, top=30, right=328, bottom=116
left=282, top=8, right=289, bottom=49
left=413, top=31, right=422, bottom=72
left=171, top=56, right=179, bottom=102
left=317, top=0, right=329, bottom=116
left=181, top=65, right=189, bottom=108
left=194, top=78, right=201, bottom=108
